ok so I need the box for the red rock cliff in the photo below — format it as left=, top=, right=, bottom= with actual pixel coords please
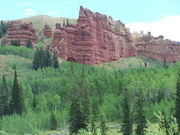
left=6, top=21, right=37, bottom=46
left=135, top=34, right=180, bottom=63
left=51, top=6, right=136, bottom=65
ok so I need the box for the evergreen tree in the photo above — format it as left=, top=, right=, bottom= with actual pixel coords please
left=135, top=90, right=146, bottom=135
left=69, top=64, right=84, bottom=134
left=44, top=50, right=51, bottom=67
left=63, top=20, right=66, bottom=27
left=0, top=75, right=9, bottom=117
left=32, top=93, right=37, bottom=110
left=33, top=48, right=40, bottom=70
left=53, top=54, right=59, bottom=69
left=11, top=40, right=20, bottom=46
left=121, top=88, right=133, bottom=135
left=50, top=111, right=57, bottom=130
left=26, top=39, right=33, bottom=48
left=176, top=69, right=180, bottom=131
left=11, top=69, right=24, bottom=115
left=91, top=102, right=98, bottom=135
left=66, top=19, right=69, bottom=26
left=80, top=67, right=90, bottom=130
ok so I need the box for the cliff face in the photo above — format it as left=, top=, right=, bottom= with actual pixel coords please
left=51, top=6, right=136, bottom=65
left=135, top=34, right=180, bottom=63
left=43, top=25, right=52, bottom=38
left=6, top=21, right=37, bottom=46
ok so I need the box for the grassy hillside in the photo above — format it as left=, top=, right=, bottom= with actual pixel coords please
left=16, top=15, right=77, bottom=34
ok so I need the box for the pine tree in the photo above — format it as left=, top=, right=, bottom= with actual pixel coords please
left=91, top=102, right=98, bottom=135
left=121, top=88, right=133, bottom=135
left=63, top=20, right=66, bottom=27
left=32, top=94, right=37, bottom=110
left=0, top=75, right=9, bottom=117
left=80, top=67, right=90, bottom=130
left=69, top=64, right=84, bottom=134
left=50, top=111, right=57, bottom=130
left=33, top=48, right=40, bottom=70
left=11, top=69, right=24, bottom=115
left=135, top=90, right=146, bottom=135
left=176, top=69, right=180, bottom=131
left=11, top=40, right=20, bottom=46
left=26, top=39, right=33, bottom=48
left=66, top=18, right=69, bottom=26
left=53, top=54, right=59, bottom=69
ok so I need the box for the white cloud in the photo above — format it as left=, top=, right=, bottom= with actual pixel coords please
left=48, top=11, right=59, bottom=15
left=24, top=9, right=35, bottom=16
left=18, top=2, right=32, bottom=6
left=126, top=16, right=180, bottom=41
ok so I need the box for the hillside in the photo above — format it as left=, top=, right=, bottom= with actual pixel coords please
left=16, top=15, right=77, bottom=34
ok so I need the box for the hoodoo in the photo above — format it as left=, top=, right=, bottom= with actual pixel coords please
left=6, top=21, right=37, bottom=46
left=50, top=6, right=136, bottom=65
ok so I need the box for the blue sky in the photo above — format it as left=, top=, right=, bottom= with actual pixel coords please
left=0, top=0, right=179, bottom=23
left=0, top=0, right=180, bottom=41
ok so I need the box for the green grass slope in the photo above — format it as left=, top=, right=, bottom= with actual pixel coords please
left=17, top=15, right=77, bottom=34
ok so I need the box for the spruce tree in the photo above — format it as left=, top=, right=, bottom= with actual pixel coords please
left=176, top=69, right=180, bottom=131
left=80, top=67, right=90, bottom=130
left=50, top=111, right=57, bottom=130
left=11, top=69, right=24, bottom=115
left=69, top=64, right=83, bottom=134
left=26, top=39, right=33, bottom=48
left=33, top=48, right=40, bottom=70
left=135, top=90, right=146, bottom=135
left=53, top=54, right=59, bottom=69
left=91, top=102, right=98, bottom=135
left=121, top=88, right=133, bottom=135
left=0, top=75, right=9, bottom=117
left=66, top=19, right=69, bottom=26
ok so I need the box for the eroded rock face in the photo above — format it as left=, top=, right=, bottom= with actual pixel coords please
left=135, top=35, right=180, bottom=63
left=6, top=21, right=37, bottom=46
left=43, top=25, right=52, bottom=38
left=51, top=6, right=136, bottom=65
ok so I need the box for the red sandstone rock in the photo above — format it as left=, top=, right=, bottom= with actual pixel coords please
left=135, top=34, right=180, bottom=63
left=6, top=21, right=37, bottom=46
left=50, top=6, right=136, bottom=65
left=43, top=25, right=52, bottom=38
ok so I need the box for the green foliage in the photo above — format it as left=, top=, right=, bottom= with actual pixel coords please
left=100, top=113, right=107, bottom=135
left=0, top=75, right=9, bottom=117
left=69, top=65, right=84, bottom=134
left=176, top=69, right=180, bottom=131
left=26, top=39, right=33, bottom=48
left=33, top=48, right=59, bottom=70
left=11, top=40, right=20, bottom=47
left=10, top=69, right=25, bottom=115
left=0, top=45, right=34, bottom=59
left=0, top=21, right=9, bottom=38
left=135, top=90, right=147, bottom=135
left=0, top=131, right=8, bottom=135
left=50, top=111, right=57, bottom=130
left=0, top=45, right=180, bottom=134
left=121, top=88, right=133, bottom=135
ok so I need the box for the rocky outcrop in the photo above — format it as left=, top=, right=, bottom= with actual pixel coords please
left=6, top=21, right=37, bottom=46
left=135, top=34, right=180, bottom=63
left=43, top=25, right=52, bottom=38
left=50, top=6, right=136, bottom=65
